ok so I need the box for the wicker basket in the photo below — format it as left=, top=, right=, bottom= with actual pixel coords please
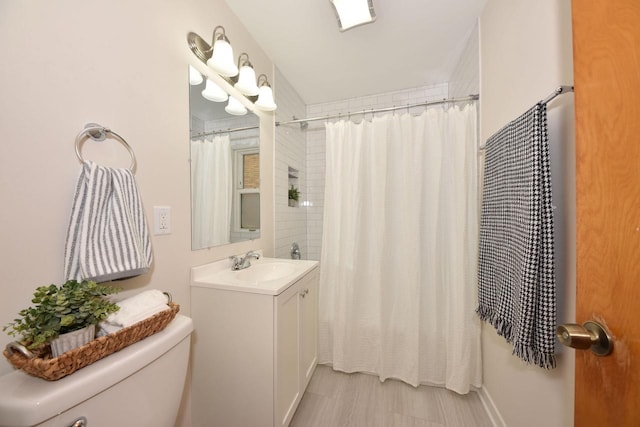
left=3, top=302, right=180, bottom=381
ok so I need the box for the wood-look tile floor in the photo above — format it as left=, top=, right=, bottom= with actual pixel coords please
left=290, top=365, right=493, bottom=427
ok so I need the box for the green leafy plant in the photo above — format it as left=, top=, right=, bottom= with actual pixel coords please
left=3, top=280, right=120, bottom=350
left=288, top=185, right=300, bottom=202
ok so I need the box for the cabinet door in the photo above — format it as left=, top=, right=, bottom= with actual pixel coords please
left=275, top=283, right=301, bottom=427
left=300, top=267, right=319, bottom=390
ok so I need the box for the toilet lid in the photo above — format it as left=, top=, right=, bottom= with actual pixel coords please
left=0, top=315, right=193, bottom=426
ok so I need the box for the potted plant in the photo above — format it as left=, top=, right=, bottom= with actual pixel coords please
left=3, top=280, right=120, bottom=357
left=288, top=185, right=300, bottom=207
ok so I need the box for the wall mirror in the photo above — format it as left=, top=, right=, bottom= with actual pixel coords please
left=189, top=69, right=260, bottom=250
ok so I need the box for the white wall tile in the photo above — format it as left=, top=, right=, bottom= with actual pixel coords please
left=274, top=68, right=308, bottom=259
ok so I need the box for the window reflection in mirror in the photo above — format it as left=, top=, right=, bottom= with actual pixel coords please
left=236, top=150, right=260, bottom=231
left=189, top=69, right=260, bottom=250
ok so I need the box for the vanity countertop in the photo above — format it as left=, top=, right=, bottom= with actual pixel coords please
left=191, top=257, right=318, bottom=296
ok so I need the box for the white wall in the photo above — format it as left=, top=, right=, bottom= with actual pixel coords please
left=304, top=83, right=449, bottom=261
left=0, top=1, right=274, bottom=425
left=274, top=68, right=308, bottom=259
left=449, top=22, right=480, bottom=99
left=479, top=1, right=575, bottom=426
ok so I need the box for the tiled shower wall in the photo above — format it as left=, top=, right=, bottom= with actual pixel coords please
left=274, top=67, right=308, bottom=259
left=304, top=83, right=449, bottom=261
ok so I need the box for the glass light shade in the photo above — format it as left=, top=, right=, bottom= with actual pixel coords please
left=331, top=0, right=376, bottom=31
left=255, top=85, right=277, bottom=111
left=201, top=79, right=228, bottom=102
left=225, top=96, right=247, bottom=116
left=207, top=39, right=238, bottom=77
left=234, top=65, right=259, bottom=96
left=189, top=65, right=203, bottom=85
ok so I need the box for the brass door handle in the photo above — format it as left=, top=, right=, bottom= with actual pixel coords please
left=556, top=321, right=613, bottom=356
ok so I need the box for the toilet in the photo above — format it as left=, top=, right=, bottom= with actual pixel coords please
left=0, top=314, right=193, bottom=427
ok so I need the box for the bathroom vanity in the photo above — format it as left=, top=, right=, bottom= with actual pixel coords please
left=190, top=257, right=319, bottom=427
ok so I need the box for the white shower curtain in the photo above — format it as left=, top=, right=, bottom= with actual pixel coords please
left=318, top=104, right=481, bottom=394
left=190, top=135, right=232, bottom=248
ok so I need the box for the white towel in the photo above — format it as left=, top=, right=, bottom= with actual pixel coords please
left=64, top=161, right=153, bottom=282
left=98, top=290, right=169, bottom=336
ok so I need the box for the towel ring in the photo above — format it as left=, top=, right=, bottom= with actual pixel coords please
left=75, top=123, right=137, bottom=171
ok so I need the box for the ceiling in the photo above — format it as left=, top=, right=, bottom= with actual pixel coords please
left=224, top=0, right=486, bottom=105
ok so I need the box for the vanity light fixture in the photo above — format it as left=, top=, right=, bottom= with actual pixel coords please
left=187, top=28, right=277, bottom=111
left=254, top=74, right=277, bottom=111
left=189, top=65, right=204, bottom=85
left=225, top=96, right=248, bottom=116
left=207, top=26, right=239, bottom=77
left=234, top=53, right=260, bottom=96
left=201, top=79, right=228, bottom=102
left=330, top=0, right=376, bottom=31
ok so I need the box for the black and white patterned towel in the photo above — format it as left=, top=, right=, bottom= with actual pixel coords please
left=477, top=103, right=556, bottom=369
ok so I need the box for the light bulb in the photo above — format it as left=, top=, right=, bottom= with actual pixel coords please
left=225, top=96, right=247, bottom=116
left=189, top=65, right=203, bottom=85
left=255, top=85, right=277, bottom=111
left=201, top=79, right=228, bottom=102
left=235, top=65, right=259, bottom=96
left=207, top=39, right=238, bottom=77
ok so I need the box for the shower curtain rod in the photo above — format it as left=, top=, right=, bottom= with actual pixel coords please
left=190, top=87, right=571, bottom=137
left=478, top=85, right=575, bottom=152
left=190, top=124, right=260, bottom=139
left=541, top=85, right=574, bottom=104
left=277, top=94, right=480, bottom=127
left=190, top=94, right=479, bottom=137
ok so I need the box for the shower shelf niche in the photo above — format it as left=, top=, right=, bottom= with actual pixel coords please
left=288, top=166, right=299, bottom=207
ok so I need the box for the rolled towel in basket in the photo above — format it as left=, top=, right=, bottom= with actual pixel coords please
left=98, top=290, right=170, bottom=336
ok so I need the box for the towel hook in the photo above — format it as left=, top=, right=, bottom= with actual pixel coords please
left=75, top=123, right=137, bottom=171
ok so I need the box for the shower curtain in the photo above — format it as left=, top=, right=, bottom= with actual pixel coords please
left=318, top=104, right=481, bottom=394
left=190, top=135, right=232, bottom=248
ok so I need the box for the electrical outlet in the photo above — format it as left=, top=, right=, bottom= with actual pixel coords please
left=153, top=206, right=172, bottom=235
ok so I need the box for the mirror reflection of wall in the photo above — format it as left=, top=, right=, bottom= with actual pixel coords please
left=189, top=67, right=260, bottom=250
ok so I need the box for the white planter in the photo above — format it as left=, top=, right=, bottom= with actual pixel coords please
left=288, top=199, right=297, bottom=207
left=50, top=324, right=96, bottom=357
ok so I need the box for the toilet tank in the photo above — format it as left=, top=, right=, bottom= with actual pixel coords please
left=0, top=314, right=193, bottom=427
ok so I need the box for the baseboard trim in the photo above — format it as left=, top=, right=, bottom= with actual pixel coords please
left=478, top=385, right=507, bottom=427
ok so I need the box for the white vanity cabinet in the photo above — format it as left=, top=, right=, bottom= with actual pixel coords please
left=190, top=259, right=318, bottom=427
left=275, top=267, right=318, bottom=426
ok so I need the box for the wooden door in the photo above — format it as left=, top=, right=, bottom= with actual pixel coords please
left=573, top=1, right=640, bottom=425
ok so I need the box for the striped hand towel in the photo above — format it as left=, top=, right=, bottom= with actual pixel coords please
left=476, top=103, right=556, bottom=369
left=64, top=161, right=153, bottom=282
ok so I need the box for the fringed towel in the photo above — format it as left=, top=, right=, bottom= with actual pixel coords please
left=64, top=161, right=153, bottom=282
left=477, top=103, right=556, bottom=369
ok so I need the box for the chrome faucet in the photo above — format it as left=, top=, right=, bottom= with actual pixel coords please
left=230, top=251, right=261, bottom=270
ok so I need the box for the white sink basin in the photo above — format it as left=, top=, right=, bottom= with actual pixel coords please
left=234, top=262, right=297, bottom=282
left=191, top=257, right=319, bottom=295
